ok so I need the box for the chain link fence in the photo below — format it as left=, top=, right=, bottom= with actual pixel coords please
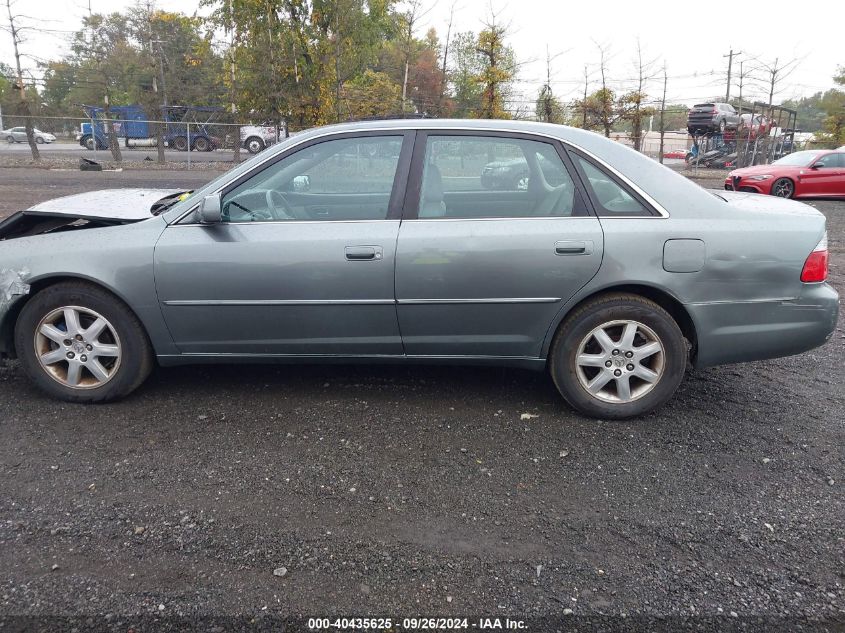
left=0, top=113, right=298, bottom=167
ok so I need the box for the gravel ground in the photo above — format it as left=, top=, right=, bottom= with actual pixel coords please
left=0, top=167, right=842, bottom=631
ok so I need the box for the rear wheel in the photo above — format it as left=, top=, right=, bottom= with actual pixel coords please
left=172, top=136, right=189, bottom=151
left=36, top=136, right=44, bottom=144
left=549, top=293, right=687, bottom=419
left=83, top=136, right=96, bottom=151
left=193, top=136, right=210, bottom=152
left=5, top=135, right=13, bottom=143
left=245, top=136, right=265, bottom=154
left=15, top=282, right=153, bottom=403
left=771, top=177, right=794, bottom=198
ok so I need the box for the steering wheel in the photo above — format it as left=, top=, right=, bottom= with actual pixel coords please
left=265, top=189, right=296, bottom=220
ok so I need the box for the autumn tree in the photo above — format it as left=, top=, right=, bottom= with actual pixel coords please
left=816, top=67, right=845, bottom=147
left=474, top=15, right=516, bottom=119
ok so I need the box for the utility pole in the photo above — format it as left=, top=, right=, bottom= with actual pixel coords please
left=659, top=63, right=667, bottom=165
left=723, top=48, right=741, bottom=102
left=581, top=65, right=588, bottom=128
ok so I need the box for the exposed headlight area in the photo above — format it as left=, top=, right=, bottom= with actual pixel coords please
left=747, top=175, right=774, bottom=181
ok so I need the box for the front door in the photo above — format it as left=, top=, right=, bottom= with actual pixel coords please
left=394, top=132, right=604, bottom=358
left=154, top=132, right=413, bottom=356
left=800, top=152, right=845, bottom=196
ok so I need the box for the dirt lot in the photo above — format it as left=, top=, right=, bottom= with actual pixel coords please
left=0, top=166, right=842, bottom=631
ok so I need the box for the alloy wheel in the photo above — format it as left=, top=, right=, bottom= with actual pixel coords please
left=574, top=319, right=665, bottom=404
left=772, top=179, right=794, bottom=198
left=34, top=306, right=122, bottom=389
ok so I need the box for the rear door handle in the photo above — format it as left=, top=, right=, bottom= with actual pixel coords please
left=555, top=240, right=593, bottom=255
left=345, top=245, right=383, bottom=261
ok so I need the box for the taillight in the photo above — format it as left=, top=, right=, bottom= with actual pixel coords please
left=800, top=233, right=828, bottom=282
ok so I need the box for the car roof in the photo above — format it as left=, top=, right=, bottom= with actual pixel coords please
left=288, top=118, right=611, bottom=148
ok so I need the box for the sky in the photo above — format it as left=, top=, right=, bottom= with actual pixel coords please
left=3, top=0, right=842, bottom=110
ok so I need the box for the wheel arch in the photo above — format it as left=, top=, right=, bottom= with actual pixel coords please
left=542, top=283, right=699, bottom=362
left=1, top=274, right=152, bottom=360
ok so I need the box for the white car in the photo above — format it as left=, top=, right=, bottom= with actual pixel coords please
left=240, top=125, right=278, bottom=154
left=3, top=127, right=56, bottom=144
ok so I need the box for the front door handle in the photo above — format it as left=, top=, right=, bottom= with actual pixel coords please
left=345, top=245, right=383, bottom=261
left=555, top=240, right=593, bottom=256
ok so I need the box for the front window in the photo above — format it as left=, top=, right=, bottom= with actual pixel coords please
left=772, top=151, right=819, bottom=167
left=221, top=135, right=403, bottom=222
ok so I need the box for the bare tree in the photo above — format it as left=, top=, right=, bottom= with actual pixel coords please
left=3, top=0, right=39, bottom=161
left=399, top=0, right=433, bottom=114
left=594, top=41, right=613, bottom=137
left=538, top=45, right=566, bottom=123
left=627, top=39, right=658, bottom=152
left=438, top=1, right=457, bottom=115
left=752, top=56, right=801, bottom=107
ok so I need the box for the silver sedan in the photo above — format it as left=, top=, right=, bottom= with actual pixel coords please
left=0, top=119, right=838, bottom=418
left=2, top=127, right=56, bottom=144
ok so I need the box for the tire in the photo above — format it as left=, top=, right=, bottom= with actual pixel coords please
left=193, top=137, right=210, bottom=152
left=14, top=282, right=154, bottom=403
left=36, top=136, right=44, bottom=144
left=83, top=136, right=96, bottom=151
left=172, top=136, right=188, bottom=151
left=549, top=293, right=687, bottom=419
left=771, top=177, right=794, bottom=199
left=718, top=119, right=726, bottom=134
left=5, top=136, right=13, bottom=143
left=245, top=136, right=264, bottom=154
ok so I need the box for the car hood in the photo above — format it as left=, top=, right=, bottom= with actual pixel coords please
left=727, top=164, right=797, bottom=177
left=27, top=188, right=185, bottom=220
left=0, top=188, right=187, bottom=241
left=714, top=189, right=824, bottom=218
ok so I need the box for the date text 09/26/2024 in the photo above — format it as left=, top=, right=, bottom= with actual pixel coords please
left=307, top=617, right=528, bottom=630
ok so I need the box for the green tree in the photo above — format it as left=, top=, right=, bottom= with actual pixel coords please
left=341, top=69, right=401, bottom=118
left=448, top=31, right=482, bottom=117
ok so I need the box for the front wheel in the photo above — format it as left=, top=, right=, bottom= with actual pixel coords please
left=5, top=136, right=13, bottom=143
left=193, top=137, right=210, bottom=152
left=172, top=136, right=188, bottom=151
left=771, top=177, right=794, bottom=198
left=549, top=293, right=687, bottom=419
left=15, top=282, right=154, bottom=403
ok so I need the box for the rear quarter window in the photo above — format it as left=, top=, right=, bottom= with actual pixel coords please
left=571, top=154, right=656, bottom=217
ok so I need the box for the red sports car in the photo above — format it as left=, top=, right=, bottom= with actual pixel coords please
left=725, top=149, right=845, bottom=198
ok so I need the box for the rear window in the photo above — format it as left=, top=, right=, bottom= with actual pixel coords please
left=693, top=103, right=714, bottom=108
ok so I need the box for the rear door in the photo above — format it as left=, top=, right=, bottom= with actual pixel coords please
left=394, top=131, right=604, bottom=358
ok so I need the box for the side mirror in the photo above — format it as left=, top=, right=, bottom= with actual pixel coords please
left=809, top=163, right=822, bottom=170
left=198, top=193, right=222, bottom=223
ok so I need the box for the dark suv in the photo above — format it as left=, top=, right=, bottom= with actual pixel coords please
left=687, top=103, right=740, bottom=135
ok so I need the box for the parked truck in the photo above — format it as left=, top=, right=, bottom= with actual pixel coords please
left=76, top=104, right=221, bottom=152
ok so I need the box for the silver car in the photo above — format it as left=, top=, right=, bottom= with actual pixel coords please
left=3, top=127, right=56, bottom=144
left=0, top=120, right=838, bottom=418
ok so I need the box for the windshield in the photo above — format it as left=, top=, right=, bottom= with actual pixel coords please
left=772, top=151, right=819, bottom=167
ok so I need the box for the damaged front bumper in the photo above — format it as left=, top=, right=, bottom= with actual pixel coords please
left=0, top=267, right=31, bottom=359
